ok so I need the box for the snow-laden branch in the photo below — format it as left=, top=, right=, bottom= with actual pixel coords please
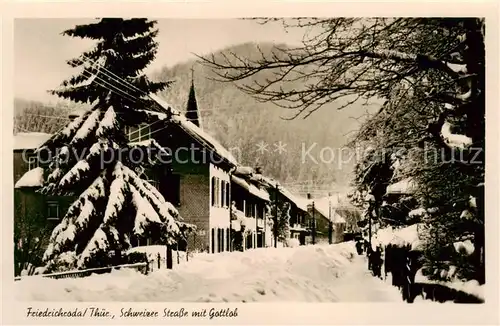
left=103, top=162, right=127, bottom=224
left=95, top=106, right=117, bottom=137
left=441, top=121, right=472, bottom=149
left=70, top=109, right=101, bottom=145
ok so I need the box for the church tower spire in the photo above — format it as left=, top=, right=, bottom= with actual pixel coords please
left=185, top=66, right=201, bottom=128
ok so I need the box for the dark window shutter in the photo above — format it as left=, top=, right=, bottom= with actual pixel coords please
left=211, top=228, right=215, bottom=253
left=211, top=177, right=216, bottom=206
left=221, top=181, right=225, bottom=207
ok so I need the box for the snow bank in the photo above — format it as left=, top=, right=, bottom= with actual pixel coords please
left=15, top=242, right=358, bottom=302
left=15, top=167, right=44, bottom=188
left=414, top=268, right=484, bottom=301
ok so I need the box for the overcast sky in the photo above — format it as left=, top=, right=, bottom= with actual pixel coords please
left=14, top=18, right=305, bottom=103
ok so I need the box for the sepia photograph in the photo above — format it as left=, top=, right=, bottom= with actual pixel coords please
left=10, top=15, right=490, bottom=309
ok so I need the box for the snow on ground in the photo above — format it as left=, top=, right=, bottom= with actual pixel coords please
left=14, top=242, right=402, bottom=302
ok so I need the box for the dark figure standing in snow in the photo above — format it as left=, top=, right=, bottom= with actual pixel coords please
left=356, top=241, right=363, bottom=255
left=366, top=245, right=374, bottom=270
left=371, top=246, right=383, bottom=278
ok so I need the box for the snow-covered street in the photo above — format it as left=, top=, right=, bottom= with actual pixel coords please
left=15, top=242, right=402, bottom=302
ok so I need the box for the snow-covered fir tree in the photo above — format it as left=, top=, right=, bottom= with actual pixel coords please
left=50, top=18, right=171, bottom=104
left=37, top=18, right=194, bottom=272
left=273, top=202, right=291, bottom=244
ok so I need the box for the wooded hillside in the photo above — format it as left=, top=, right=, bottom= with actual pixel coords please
left=14, top=42, right=375, bottom=194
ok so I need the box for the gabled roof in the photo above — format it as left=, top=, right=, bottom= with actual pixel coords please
left=231, top=175, right=270, bottom=202
left=256, top=175, right=309, bottom=212
left=306, top=193, right=360, bottom=224
left=14, top=132, right=53, bottom=150
left=146, top=94, right=238, bottom=167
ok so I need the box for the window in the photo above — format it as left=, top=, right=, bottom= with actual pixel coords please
left=211, top=228, right=215, bottom=253
left=218, top=229, right=223, bottom=253
left=214, top=178, right=221, bottom=207
left=245, top=201, right=252, bottom=217
left=226, top=228, right=230, bottom=251
left=46, top=201, right=59, bottom=220
left=28, top=155, right=38, bottom=170
left=221, top=181, right=226, bottom=208
left=225, top=183, right=230, bottom=208
left=221, top=229, right=225, bottom=252
left=126, top=123, right=151, bottom=143
left=211, top=177, right=216, bottom=206
left=246, top=233, right=253, bottom=250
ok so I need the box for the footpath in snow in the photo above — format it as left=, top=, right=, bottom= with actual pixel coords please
left=15, top=242, right=401, bottom=302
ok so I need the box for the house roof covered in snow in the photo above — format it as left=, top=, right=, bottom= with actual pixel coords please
left=14, top=132, right=52, bottom=150
left=145, top=94, right=238, bottom=167
left=15, top=167, right=44, bottom=188
left=256, top=175, right=309, bottom=212
left=231, top=175, right=270, bottom=202
left=305, top=194, right=358, bottom=224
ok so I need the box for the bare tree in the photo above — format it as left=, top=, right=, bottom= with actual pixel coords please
left=200, top=18, right=485, bottom=283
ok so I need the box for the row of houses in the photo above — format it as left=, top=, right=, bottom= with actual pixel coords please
left=13, top=81, right=358, bottom=260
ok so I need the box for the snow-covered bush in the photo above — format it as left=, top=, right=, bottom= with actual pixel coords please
left=123, top=251, right=148, bottom=265
left=273, top=202, right=291, bottom=243
left=44, top=251, right=78, bottom=273
left=285, top=238, right=300, bottom=248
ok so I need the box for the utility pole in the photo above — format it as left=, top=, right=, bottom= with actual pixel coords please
left=328, top=192, right=333, bottom=245
left=274, top=183, right=278, bottom=248
left=309, top=193, right=316, bottom=245
left=368, top=210, right=372, bottom=248
left=312, top=201, right=316, bottom=245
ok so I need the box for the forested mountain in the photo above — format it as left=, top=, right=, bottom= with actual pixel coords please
left=14, top=42, right=376, bottom=193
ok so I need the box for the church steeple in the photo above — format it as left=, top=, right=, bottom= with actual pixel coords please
left=186, top=66, right=201, bottom=128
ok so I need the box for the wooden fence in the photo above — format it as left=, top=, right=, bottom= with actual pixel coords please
left=14, top=262, right=148, bottom=281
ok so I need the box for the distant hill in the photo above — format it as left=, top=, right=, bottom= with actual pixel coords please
left=14, top=42, right=378, bottom=193
left=14, top=98, right=74, bottom=134
left=153, top=42, right=378, bottom=193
